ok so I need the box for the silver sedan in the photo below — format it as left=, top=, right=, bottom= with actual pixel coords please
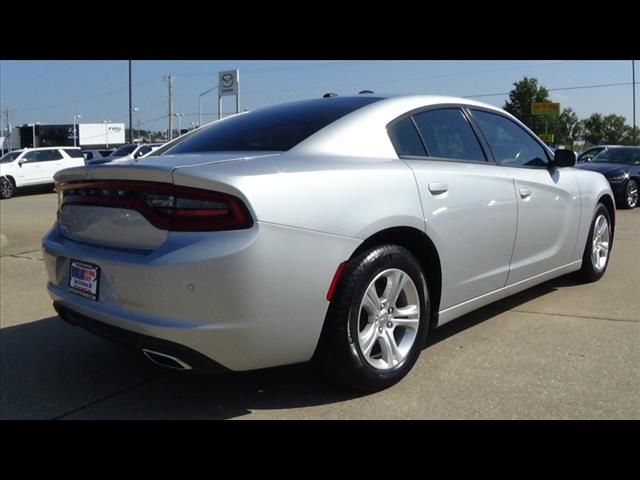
left=42, top=94, right=615, bottom=392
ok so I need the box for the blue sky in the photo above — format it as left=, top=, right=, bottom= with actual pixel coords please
left=1, top=60, right=637, bottom=132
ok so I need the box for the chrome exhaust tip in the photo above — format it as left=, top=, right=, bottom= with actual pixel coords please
left=142, top=348, right=193, bottom=371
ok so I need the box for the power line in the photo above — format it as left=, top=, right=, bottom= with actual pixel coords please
left=464, top=81, right=640, bottom=99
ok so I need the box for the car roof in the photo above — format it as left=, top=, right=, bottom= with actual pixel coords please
left=13, top=146, right=80, bottom=152
left=290, top=94, right=514, bottom=158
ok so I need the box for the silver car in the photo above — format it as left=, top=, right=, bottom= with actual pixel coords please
left=42, top=94, right=615, bottom=392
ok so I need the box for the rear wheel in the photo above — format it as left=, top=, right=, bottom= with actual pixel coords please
left=578, top=203, right=612, bottom=282
left=0, top=177, right=15, bottom=199
left=316, top=245, right=430, bottom=393
left=622, top=180, right=638, bottom=209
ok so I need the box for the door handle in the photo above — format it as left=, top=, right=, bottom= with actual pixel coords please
left=428, top=182, right=449, bottom=195
left=519, top=187, right=532, bottom=199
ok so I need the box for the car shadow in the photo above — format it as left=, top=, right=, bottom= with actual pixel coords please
left=0, top=274, right=579, bottom=420
left=426, top=273, right=580, bottom=347
left=2, top=184, right=55, bottom=199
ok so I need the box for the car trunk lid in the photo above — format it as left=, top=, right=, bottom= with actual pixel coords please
left=55, top=152, right=276, bottom=250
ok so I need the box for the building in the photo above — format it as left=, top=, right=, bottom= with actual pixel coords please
left=12, top=122, right=126, bottom=150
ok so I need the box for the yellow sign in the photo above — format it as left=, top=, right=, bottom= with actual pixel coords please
left=531, top=102, right=560, bottom=116
left=538, top=133, right=555, bottom=143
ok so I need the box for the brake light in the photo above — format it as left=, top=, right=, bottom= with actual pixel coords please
left=56, top=181, right=253, bottom=231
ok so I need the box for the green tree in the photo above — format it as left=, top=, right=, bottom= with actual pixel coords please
left=554, top=107, right=582, bottom=148
left=601, top=114, right=627, bottom=144
left=581, top=113, right=606, bottom=146
left=621, top=125, right=640, bottom=145
left=504, top=77, right=551, bottom=134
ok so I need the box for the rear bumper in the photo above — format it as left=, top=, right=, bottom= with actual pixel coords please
left=54, top=302, right=228, bottom=372
left=42, top=220, right=360, bottom=371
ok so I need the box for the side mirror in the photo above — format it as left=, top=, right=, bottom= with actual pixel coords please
left=552, top=149, right=576, bottom=168
left=18, top=158, right=27, bottom=167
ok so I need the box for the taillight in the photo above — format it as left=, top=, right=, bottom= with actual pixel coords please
left=56, top=181, right=253, bottom=231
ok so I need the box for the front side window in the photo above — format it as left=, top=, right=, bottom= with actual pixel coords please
left=388, top=117, right=427, bottom=157
left=579, top=147, right=604, bottom=162
left=22, top=151, right=41, bottom=162
left=471, top=109, right=549, bottom=167
left=412, top=108, right=486, bottom=162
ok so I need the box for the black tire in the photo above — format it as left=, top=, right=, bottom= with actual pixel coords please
left=0, top=177, right=15, bottom=199
left=621, top=180, right=638, bottom=209
left=315, top=245, right=430, bottom=393
left=577, top=203, right=612, bottom=282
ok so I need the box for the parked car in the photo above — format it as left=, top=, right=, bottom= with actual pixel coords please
left=44, top=95, right=615, bottom=392
left=577, top=145, right=619, bottom=163
left=88, top=143, right=162, bottom=165
left=576, top=146, right=640, bottom=209
left=82, top=149, right=115, bottom=163
left=0, top=147, right=85, bottom=199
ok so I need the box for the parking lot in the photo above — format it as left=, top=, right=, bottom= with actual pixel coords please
left=1, top=189, right=638, bottom=420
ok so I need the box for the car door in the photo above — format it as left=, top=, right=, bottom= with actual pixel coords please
left=15, top=150, right=46, bottom=185
left=468, top=108, right=581, bottom=285
left=389, top=107, right=518, bottom=310
left=37, top=149, right=64, bottom=183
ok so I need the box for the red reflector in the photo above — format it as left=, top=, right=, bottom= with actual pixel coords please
left=326, top=261, right=347, bottom=302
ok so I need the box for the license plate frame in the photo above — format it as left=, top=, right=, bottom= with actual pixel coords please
left=69, top=260, right=100, bottom=301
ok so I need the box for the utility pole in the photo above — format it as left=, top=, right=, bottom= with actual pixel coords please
left=633, top=60, right=637, bottom=144
left=199, top=86, right=217, bottom=127
left=163, top=74, right=175, bottom=141
left=2, top=109, right=11, bottom=152
left=128, top=60, right=133, bottom=144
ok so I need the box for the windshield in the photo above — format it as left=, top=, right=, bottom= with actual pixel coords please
left=150, top=96, right=383, bottom=156
left=0, top=151, right=22, bottom=163
left=592, top=148, right=640, bottom=165
left=110, top=145, right=137, bottom=157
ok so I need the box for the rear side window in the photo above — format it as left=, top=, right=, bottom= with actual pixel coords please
left=63, top=149, right=84, bottom=158
left=388, top=117, right=427, bottom=157
left=471, top=109, right=549, bottom=167
left=412, top=109, right=486, bottom=162
left=156, top=96, right=383, bottom=155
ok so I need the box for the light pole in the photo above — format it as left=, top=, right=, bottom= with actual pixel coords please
left=73, top=114, right=82, bottom=147
left=198, top=86, right=217, bottom=127
left=103, top=120, right=112, bottom=148
left=131, top=107, right=139, bottom=142
left=174, top=113, right=184, bottom=137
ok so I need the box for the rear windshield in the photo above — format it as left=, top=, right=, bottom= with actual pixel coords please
left=152, top=96, right=383, bottom=155
left=592, top=148, right=640, bottom=165
left=111, top=145, right=137, bottom=157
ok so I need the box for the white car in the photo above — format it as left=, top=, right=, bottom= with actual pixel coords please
left=44, top=95, right=615, bottom=392
left=82, top=149, right=116, bottom=163
left=88, top=143, right=163, bottom=165
left=0, top=147, right=86, bottom=199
